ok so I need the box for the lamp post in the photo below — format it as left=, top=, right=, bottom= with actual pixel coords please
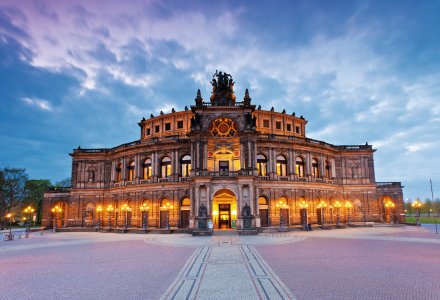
left=385, top=200, right=395, bottom=224
left=299, top=200, right=309, bottom=230
left=334, top=201, right=341, bottom=227
left=317, top=200, right=327, bottom=229
left=51, top=205, right=62, bottom=233
left=107, top=205, right=114, bottom=231
left=121, top=204, right=131, bottom=232
left=345, top=201, right=352, bottom=227
left=140, top=203, right=150, bottom=232
left=411, top=199, right=423, bottom=226
left=96, top=205, right=103, bottom=230
left=6, top=213, right=12, bottom=235
left=163, top=202, right=173, bottom=231
left=23, top=206, right=35, bottom=234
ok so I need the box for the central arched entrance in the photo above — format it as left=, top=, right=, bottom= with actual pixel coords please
left=212, top=189, right=237, bottom=229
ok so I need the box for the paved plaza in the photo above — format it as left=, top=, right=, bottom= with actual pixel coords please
left=1, top=226, right=439, bottom=300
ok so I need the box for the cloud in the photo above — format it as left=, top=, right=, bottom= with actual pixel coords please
left=21, top=97, right=53, bottom=111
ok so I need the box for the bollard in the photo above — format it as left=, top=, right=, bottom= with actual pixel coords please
left=25, top=231, right=29, bottom=238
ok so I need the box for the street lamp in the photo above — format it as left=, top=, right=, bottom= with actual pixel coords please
left=162, top=202, right=173, bottom=231
left=121, top=204, right=131, bottom=232
left=334, top=201, right=341, bottom=227
left=317, top=200, right=327, bottom=229
left=411, top=199, right=423, bottom=226
left=6, top=213, right=12, bottom=235
left=23, top=206, right=35, bottom=234
left=385, top=200, right=396, bottom=224
left=299, top=200, right=309, bottom=230
left=276, top=200, right=287, bottom=228
left=96, top=205, right=103, bottom=230
left=345, top=201, right=352, bottom=226
left=51, top=205, right=62, bottom=233
left=140, top=203, right=150, bottom=232
left=107, top=205, right=114, bottom=231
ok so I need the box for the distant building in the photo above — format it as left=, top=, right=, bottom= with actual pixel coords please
left=43, top=72, right=404, bottom=231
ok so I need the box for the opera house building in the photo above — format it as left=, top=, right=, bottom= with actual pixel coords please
left=43, top=72, right=404, bottom=233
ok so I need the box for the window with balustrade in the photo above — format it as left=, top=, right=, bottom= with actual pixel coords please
left=257, top=154, right=267, bottom=176
left=276, top=155, right=287, bottom=176
left=161, top=157, right=172, bottom=178
left=181, top=155, right=191, bottom=177
left=295, top=156, right=305, bottom=177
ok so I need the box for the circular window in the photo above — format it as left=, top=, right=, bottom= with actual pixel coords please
left=209, top=117, right=238, bottom=137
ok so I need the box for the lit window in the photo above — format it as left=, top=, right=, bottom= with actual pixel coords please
left=181, top=155, right=191, bottom=177
left=257, top=154, right=267, bottom=176
left=161, top=157, right=172, bottom=178
left=128, top=161, right=135, bottom=181
left=312, top=158, right=319, bottom=177
left=116, top=163, right=122, bottom=182
left=276, top=155, right=287, bottom=176
left=295, top=157, right=305, bottom=177
left=325, top=160, right=332, bottom=178
left=143, top=159, right=152, bottom=179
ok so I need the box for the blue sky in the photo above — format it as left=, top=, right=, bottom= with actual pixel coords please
left=1, top=0, right=439, bottom=200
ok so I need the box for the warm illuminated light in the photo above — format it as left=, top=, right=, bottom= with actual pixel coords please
left=334, top=201, right=341, bottom=208
left=412, top=199, right=423, bottom=209
left=6, top=213, right=11, bottom=218
left=231, top=210, right=237, bottom=215
left=213, top=210, right=219, bottom=216
left=345, top=202, right=352, bottom=209
left=106, top=205, right=114, bottom=212
left=140, top=203, right=150, bottom=211
left=317, top=200, right=327, bottom=209
left=121, top=204, right=131, bottom=212
left=96, top=205, right=103, bottom=213
left=51, top=205, right=62, bottom=213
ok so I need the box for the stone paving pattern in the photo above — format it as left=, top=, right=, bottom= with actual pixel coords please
left=1, top=226, right=439, bottom=299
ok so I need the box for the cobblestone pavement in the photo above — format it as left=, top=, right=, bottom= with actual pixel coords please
left=1, top=226, right=439, bottom=299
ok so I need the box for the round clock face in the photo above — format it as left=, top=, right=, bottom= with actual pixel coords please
left=209, top=117, right=238, bottom=137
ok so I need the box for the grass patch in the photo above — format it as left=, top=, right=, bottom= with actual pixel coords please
left=405, top=217, right=440, bottom=224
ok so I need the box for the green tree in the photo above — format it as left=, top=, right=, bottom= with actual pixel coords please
left=0, top=168, right=28, bottom=229
left=24, top=179, right=52, bottom=225
left=55, top=177, right=71, bottom=187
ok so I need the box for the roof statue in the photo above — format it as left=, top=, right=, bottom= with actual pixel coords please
left=210, top=70, right=236, bottom=106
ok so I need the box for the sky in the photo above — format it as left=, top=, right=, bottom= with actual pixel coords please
left=0, top=0, right=439, bottom=201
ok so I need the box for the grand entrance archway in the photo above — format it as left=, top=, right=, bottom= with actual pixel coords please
left=212, top=189, right=237, bottom=229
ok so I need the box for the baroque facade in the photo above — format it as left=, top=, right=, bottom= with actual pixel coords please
left=43, top=72, right=404, bottom=231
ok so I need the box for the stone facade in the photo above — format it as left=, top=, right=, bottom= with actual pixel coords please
left=43, top=72, right=404, bottom=231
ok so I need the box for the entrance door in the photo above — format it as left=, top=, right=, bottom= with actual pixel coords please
left=300, top=208, right=307, bottom=226
left=180, top=210, right=190, bottom=228
left=281, top=209, right=289, bottom=226
left=160, top=211, right=168, bottom=228
left=218, top=204, right=231, bottom=229
left=316, top=208, right=322, bottom=225
left=219, top=161, right=229, bottom=176
left=259, top=209, right=268, bottom=227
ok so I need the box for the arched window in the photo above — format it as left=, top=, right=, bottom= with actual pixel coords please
left=257, top=154, right=267, bottom=176
left=295, top=156, right=305, bottom=177
left=116, top=163, right=122, bottom=182
left=128, top=161, right=135, bottom=181
left=181, top=197, right=191, bottom=207
left=312, top=158, right=319, bottom=177
left=276, top=155, right=287, bottom=176
left=325, top=160, right=332, bottom=178
left=258, top=196, right=268, bottom=205
left=181, top=155, right=191, bottom=177
left=161, top=157, right=172, bottom=178
left=143, top=159, right=152, bottom=179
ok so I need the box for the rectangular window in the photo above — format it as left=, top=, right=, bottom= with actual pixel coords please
left=165, top=122, right=171, bottom=131
left=155, top=125, right=160, bottom=133
left=146, top=128, right=151, bottom=136
left=295, top=126, right=301, bottom=134
left=177, top=120, right=184, bottom=129
left=276, top=121, right=281, bottom=130
left=286, top=124, right=291, bottom=132
left=263, top=119, right=270, bottom=128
